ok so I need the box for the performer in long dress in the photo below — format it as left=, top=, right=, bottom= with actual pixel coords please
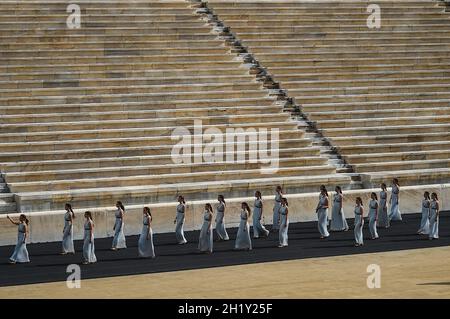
left=61, top=203, right=75, bottom=255
left=198, top=203, right=213, bottom=253
left=253, top=191, right=269, bottom=239
left=389, top=178, right=402, bottom=221
left=278, top=197, right=289, bottom=248
left=82, top=211, right=97, bottom=264
left=377, top=183, right=390, bottom=228
left=354, top=197, right=364, bottom=247
left=111, top=201, right=127, bottom=250
left=174, top=195, right=188, bottom=244
left=429, top=193, right=440, bottom=240
left=272, top=185, right=283, bottom=230
left=368, top=193, right=379, bottom=240
left=235, top=202, right=252, bottom=251
left=215, top=195, right=229, bottom=241
left=7, top=214, right=30, bottom=264
left=330, top=186, right=349, bottom=232
left=138, top=207, right=155, bottom=258
left=417, top=191, right=431, bottom=235
left=316, top=185, right=330, bottom=239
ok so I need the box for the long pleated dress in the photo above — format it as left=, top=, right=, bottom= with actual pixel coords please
left=272, top=193, right=282, bottom=230
left=377, top=190, right=390, bottom=228
left=330, top=193, right=349, bottom=231
left=235, top=210, right=252, bottom=250
left=278, top=206, right=289, bottom=247
left=317, top=195, right=330, bottom=238
left=83, top=219, right=97, bottom=264
left=138, top=215, right=155, bottom=258
left=429, top=200, right=439, bottom=239
left=253, top=198, right=269, bottom=238
left=175, top=203, right=187, bottom=244
left=389, top=185, right=402, bottom=221
left=9, top=223, right=30, bottom=263
left=354, top=205, right=364, bottom=246
left=418, top=199, right=430, bottom=235
left=368, top=200, right=379, bottom=239
left=198, top=211, right=213, bottom=253
left=112, top=209, right=127, bottom=249
left=62, top=211, right=75, bottom=254
left=215, top=202, right=229, bottom=241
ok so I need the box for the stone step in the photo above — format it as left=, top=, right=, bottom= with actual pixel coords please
left=297, top=91, right=450, bottom=104
left=0, top=75, right=259, bottom=90
left=237, top=30, right=450, bottom=40
left=345, top=149, right=450, bottom=164
left=282, top=77, right=450, bottom=90
left=208, top=1, right=436, bottom=8
left=16, top=173, right=352, bottom=213
left=336, top=141, right=450, bottom=154
left=0, top=60, right=244, bottom=74
left=0, top=115, right=292, bottom=134
left=268, top=62, right=450, bottom=75
left=0, top=67, right=249, bottom=82
left=276, top=69, right=450, bottom=82
left=0, top=131, right=305, bottom=153
left=321, top=123, right=450, bottom=137
left=0, top=39, right=225, bottom=50
left=251, top=43, right=450, bottom=55
left=3, top=156, right=329, bottom=183
left=0, top=1, right=191, bottom=9
left=0, top=141, right=315, bottom=164
left=0, top=143, right=316, bottom=173
left=244, top=36, right=450, bottom=46
left=302, top=99, right=450, bottom=112
left=331, top=131, right=450, bottom=146
left=0, top=53, right=238, bottom=66
left=0, top=47, right=234, bottom=58
left=0, top=89, right=269, bottom=106
left=361, top=168, right=450, bottom=187
left=0, top=97, right=275, bottom=115
left=0, top=105, right=283, bottom=124
left=7, top=165, right=338, bottom=193
left=0, top=82, right=262, bottom=98
left=315, top=115, right=450, bottom=129
left=308, top=107, right=450, bottom=120
left=0, top=34, right=220, bottom=44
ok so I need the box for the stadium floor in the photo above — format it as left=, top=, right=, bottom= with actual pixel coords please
left=0, top=213, right=448, bottom=288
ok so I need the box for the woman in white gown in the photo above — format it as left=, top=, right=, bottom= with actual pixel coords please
left=429, top=193, right=440, bottom=240
left=330, top=186, right=348, bottom=232
left=7, top=214, right=30, bottom=264
left=278, top=197, right=289, bottom=248
left=111, top=201, right=127, bottom=250
left=368, top=193, right=379, bottom=240
left=82, top=211, right=97, bottom=264
left=272, top=186, right=283, bottom=230
left=389, top=178, right=402, bottom=221
left=253, top=191, right=269, bottom=238
left=138, top=207, right=155, bottom=258
left=316, top=185, right=330, bottom=239
left=215, top=195, right=229, bottom=241
left=377, top=183, right=390, bottom=228
left=198, top=203, right=213, bottom=253
left=354, top=197, right=364, bottom=247
left=61, top=203, right=75, bottom=255
left=417, top=191, right=431, bottom=235
left=174, top=195, right=188, bottom=244
left=235, top=202, right=252, bottom=251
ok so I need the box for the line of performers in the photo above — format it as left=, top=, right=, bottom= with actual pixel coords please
left=6, top=178, right=441, bottom=265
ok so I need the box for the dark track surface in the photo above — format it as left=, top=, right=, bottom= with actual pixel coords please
left=0, top=212, right=449, bottom=287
